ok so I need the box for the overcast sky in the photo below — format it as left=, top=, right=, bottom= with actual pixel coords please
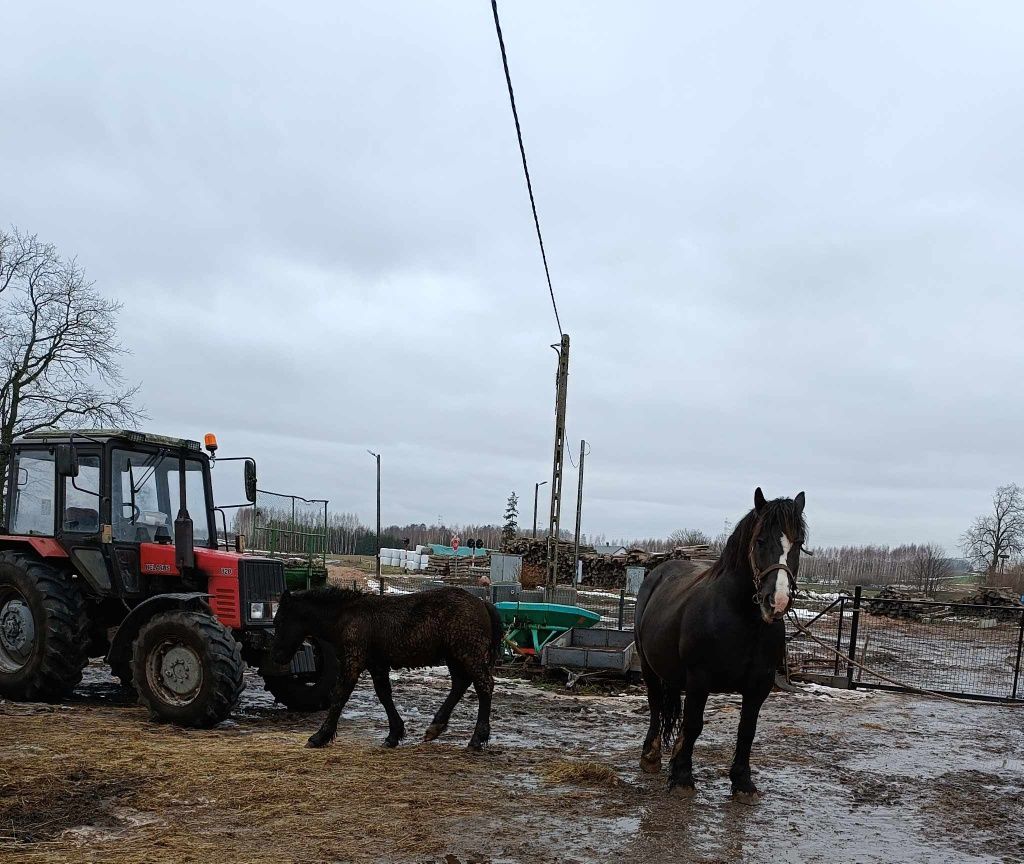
left=3, top=2, right=1023, bottom=550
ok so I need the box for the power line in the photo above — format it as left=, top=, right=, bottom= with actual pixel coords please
left=490, top=0, right=564, bottom=338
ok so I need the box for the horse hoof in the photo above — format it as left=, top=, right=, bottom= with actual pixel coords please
left=732, top=789, right=761, bottom=805
left=670, top=784, right=697, bottom=799
left=423, top=723, right=446, bottom=742
left=383, top=737, right=400, bottom=748
left=467, top=740, right=483, bottom=752
left=306, top=737, right=328, bottom=749
left=640, top=754, right=662, bottom=774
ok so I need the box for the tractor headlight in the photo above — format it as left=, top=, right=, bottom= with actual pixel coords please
left=249, top=602, right=266, bottom=620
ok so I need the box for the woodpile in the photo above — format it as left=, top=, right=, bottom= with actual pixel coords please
left=867, top=585, right=1024, bottom=622
left=959, top=588, right=1024, bottom=621
left=499, top=538, right=583, bottom=586
left=580, top=545, right=713, bottom=589
left=866, top=586, right=930, bottom=620
left=495, top=539, right=716, bottom=590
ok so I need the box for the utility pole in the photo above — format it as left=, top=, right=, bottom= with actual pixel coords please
left=532, top=480, right=547, bottom=539
left=572, top=439, right=586, bottom=589
left=546, top=333, right=570, bottom=599
left=367, top=450, right=381, bottom=584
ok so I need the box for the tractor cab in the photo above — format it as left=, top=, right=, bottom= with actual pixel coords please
left=0, top=429, right=336, bottom=726
left=7, top=430, right=223, bottom=594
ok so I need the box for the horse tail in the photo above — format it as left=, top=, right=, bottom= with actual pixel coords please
left=485, top=601, right=503, bottom=666
left=659, top=682, right=683, bottom=747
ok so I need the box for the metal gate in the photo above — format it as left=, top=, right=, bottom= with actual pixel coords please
left=786, top=587, right=1024, bottom=703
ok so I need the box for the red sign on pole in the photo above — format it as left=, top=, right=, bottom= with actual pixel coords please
left=451, top=535, right=460, bottom=552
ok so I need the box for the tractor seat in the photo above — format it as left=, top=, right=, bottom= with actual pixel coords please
left=64, top=507, right=99, bottom=532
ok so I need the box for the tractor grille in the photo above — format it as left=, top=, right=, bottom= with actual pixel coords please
left=238, top=558, right=286, bottom=624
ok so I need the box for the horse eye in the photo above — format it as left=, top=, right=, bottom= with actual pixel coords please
left=756, top=537, right=766, bottom=547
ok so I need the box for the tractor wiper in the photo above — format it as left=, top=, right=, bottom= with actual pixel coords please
left=130, top=447, right=169, bottom=496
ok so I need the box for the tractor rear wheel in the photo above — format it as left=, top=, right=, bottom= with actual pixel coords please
left=262, top=637, right=339, bottom=711
left=0, top=551, right=89, bottom=701
left=131, top=610, right=244, bottom=727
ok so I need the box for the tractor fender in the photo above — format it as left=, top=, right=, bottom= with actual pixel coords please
left=106, top=592, right=213, bottom=667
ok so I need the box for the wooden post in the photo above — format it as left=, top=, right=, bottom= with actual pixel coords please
left=572, top=439, right=585, bottom=588
left=546, top=333, right=570, bottom=599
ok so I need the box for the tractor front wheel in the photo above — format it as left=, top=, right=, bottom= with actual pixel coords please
left=262, top=637, right=339, bottom=711
left=131, top=611, right=244, bottom=727
left=0, top=551, right=89, bottom=702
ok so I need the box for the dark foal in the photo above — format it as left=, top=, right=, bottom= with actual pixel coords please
left=635, top=488, right=806, bottom=802
left=271, top=585, right=502, bottom=750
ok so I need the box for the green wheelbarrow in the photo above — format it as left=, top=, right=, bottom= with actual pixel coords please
left=494, top=602, right=602, bottom=657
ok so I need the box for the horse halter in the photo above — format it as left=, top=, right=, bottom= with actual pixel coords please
left=746, top=515, right=798, bottom=603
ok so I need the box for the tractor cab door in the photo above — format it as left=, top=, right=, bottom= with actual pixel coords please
left=109, top=448, right=215, bottom=595
left=7, top=448, right=57, bottom=537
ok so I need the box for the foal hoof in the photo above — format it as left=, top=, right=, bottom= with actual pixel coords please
left=306, top=735, right=329, bottom=749
left=383, top=736, right=401, bottom=749
left=640, top=751, right=662, bottom=774
left=732, top=789, right=762, bottom=806
left=467, top=739, right=484, bottom=752
left=423, top=723, right=446, bottom=742
left=669, top=784, right=697, bottom=799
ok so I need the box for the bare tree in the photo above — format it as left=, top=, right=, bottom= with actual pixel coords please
left=667, top=528, right=711, bottom=548
left=908, top=543, right=953, bottom=596
left=0, top=229, right=144, bottom=512
left=960, top=484, right=1024, bottom=579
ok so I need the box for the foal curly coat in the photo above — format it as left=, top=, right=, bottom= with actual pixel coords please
left=271, top=585, right=503, bottom=750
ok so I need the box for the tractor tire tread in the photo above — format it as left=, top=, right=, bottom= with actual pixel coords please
left=131, top=610, right=244, bottom=728
left=0, top=551, right=89, bottom=702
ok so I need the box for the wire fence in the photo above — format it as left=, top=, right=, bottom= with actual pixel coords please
left=787, top=591, right=1024, bottom=702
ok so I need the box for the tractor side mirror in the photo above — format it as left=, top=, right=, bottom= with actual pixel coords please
left=56, top=445, right=79, bottom=478
left=244, top=460, right=257, bottom=503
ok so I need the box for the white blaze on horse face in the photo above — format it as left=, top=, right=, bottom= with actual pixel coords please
left=773, top=535, right=793, bottom=614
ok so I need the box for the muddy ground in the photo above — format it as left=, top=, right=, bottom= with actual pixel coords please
left=1, top=662, right=1022, bottom=864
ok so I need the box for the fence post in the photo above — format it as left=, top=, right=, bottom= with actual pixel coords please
left=833, top=596, right=846, bottom=678
left=846, top=585, right=862, bottom=688
left=618, top=590, right=625, bottom=631
left=379, top=577, right=385, bottom=596
left=1012, top=609, right=1024, bottom=701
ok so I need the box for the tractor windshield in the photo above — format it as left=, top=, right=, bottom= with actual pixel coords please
left=111, top=449, right=212, bottom=545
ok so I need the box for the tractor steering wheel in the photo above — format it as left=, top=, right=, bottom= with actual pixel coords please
left=121, top=502, right=142, bottom=523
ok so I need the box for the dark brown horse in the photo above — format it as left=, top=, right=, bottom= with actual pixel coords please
left=271, top=586, right=502, bottom=750
left=635, top=488, right=806, bottom=802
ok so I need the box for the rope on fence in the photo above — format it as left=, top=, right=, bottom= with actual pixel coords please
left=786, top=611, right=1024, bottom=708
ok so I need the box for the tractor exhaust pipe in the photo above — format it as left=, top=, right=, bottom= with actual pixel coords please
left=174, top=453, right=195, bottom=571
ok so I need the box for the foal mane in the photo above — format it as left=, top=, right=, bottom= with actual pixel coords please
left=713, top=497, right=808, bottom=578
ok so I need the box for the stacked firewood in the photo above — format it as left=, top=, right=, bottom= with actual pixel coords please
left=866, top=586, right=930, bottom=620
left=497, top=538, right=715, bottom=589
left=581, top=545, right=713, bottom=589
left=959, top=588, right=1024, bottom=621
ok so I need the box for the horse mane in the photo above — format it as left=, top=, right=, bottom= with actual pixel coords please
left=711, top=497, right=808, bottom=579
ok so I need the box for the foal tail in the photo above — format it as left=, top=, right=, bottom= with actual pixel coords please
left=485, top=601, right=503, bottom=667
left=659, top=682, right=683, bottom=747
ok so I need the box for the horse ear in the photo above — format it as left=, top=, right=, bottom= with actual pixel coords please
left=794, top=491, right=805, bottom=518
left=754, top=487, right=767, bottom=514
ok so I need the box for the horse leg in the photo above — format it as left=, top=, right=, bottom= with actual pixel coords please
left=466, top=666, right=494, bottom=751
left=639, top=659, right=664, bottom=773
left=730, top=690, right=768, bottom=803
left=424, top=664, right=471, bottom=742
left=306, top=672, right=358, bottom=748
left=369, top=666, right=405, bottom=748
left=667, top=686, right=708, bottom=797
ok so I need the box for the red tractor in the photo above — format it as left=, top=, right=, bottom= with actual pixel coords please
left=0, top=429, right=338, bottom=726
